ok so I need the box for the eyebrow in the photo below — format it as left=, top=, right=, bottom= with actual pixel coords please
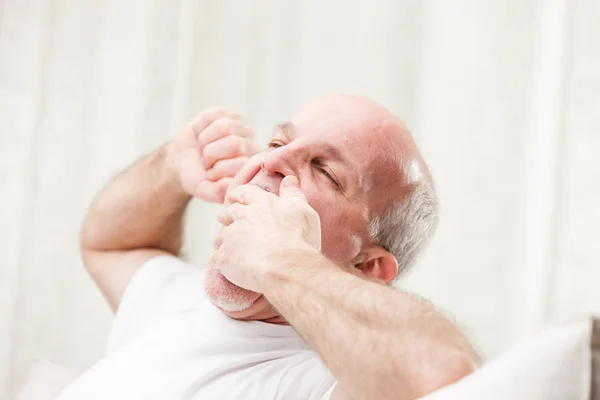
left=271, top=121, right=349, bottom=166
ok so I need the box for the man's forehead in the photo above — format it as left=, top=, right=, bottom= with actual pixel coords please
left=271, top=122, right=296, bottom=139
left=271, top=120, right=366, bottom=145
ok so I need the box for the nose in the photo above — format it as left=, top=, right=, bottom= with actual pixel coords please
left=261, top=145, right=303, bottom=179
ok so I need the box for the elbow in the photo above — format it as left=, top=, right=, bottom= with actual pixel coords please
left=80, top=210, right=97, bottom=252
left=80, top=222, right=96, bottom=267
left=412, top=350, right=479, bottom=398
left=79, top=214, right=106, bottom=272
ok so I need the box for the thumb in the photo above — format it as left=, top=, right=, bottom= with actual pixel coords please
left=280, top=176, right=307, bottom=202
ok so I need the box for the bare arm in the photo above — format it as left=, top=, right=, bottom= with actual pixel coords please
left=80, top=144, right=190, bottom=310
left=81, top=107, right=258, bottom=311
left=264, top=248, right=480, bottom=400
left=213, top=177, right=480, bottom=400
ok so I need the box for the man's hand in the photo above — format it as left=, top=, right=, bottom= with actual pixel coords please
left=82, top=106, right=259, bottom=310
left=210, top=175, right=321, bottom=292
left=169, top=107, right=260, bottom=203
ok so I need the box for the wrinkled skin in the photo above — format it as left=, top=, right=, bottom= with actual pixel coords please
left=195, top=95, right=429, bottom=322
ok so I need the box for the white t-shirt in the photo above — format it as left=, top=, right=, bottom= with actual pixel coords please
left=58, top=256, right=337, bottom=400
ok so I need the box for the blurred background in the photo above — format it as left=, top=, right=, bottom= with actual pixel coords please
left=1, top=0, right=599, bottom=398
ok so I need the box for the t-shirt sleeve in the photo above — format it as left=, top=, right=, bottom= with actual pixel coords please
left=105, top=255, right=206, bottom=354
left=318, top=382, right=337, bottom=400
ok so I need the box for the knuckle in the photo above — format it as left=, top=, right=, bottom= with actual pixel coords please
left=203, top=157, right=216, bottom=170
left=202, top=143, right=216, bottom=160
left=203, top=106, right=229, bottom=119
left=209, top=159, right=223, bottom=175
left=235, top=137, right=247, bottom=154
left=198, top=108, right=240, bottom=128
left=238, top=123, right=254, bottom=137
left=195, top=108, right=223, bottom=128
left=226, top=186, right=240, bottom=202
left=239, top=138, right=257, bottom=157
left=207, top=118, right=232, bottom=138
left=237, top=189, right=246, bottom=204
left=203, top=106, right=224, bottom=116
left=213, top=117, right=231, bottom=129
left=225, top=132, right=242, bottom=144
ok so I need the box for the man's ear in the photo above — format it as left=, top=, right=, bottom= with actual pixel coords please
left=354, top=245, right=398, bottom=284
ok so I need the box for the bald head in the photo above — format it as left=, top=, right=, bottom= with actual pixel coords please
left=291, top=95, right=438, bottom=277
left=291, top=94, right=433, bottom=217
left=253, top=94, right=438, bottom=280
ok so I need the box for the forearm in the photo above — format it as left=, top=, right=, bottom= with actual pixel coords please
left=264, top=248, right=480, bottom=400
left=81, top=143, right=190, bottom=255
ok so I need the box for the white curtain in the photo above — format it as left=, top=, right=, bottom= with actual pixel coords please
left=1, top=0, right=598, bottom=398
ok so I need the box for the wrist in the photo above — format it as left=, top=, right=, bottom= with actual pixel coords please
left=261, top=243, right=324, bottom=295
left=161, top=142, right=190, bottom=200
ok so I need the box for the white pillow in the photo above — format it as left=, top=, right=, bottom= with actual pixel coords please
left=421, top=316, right=597, bottom=400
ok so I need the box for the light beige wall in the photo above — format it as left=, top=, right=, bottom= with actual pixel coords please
left=0, top=0, right=598, bottom=398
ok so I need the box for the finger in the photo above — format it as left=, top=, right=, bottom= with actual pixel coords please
left=193, top=181, right=223, bottom=203
left=217, top=202, right=246, bottom=226
left=202, top=136, right=259, bottom=170
left=205, top=156, right=249, bottom=181
left=227, top=152, right=266, bottom=192
left=197, top=118, right=254, bottom=151
left=179, top=153, right=206, bottom=192
left=190, top=107, right=241, bottom=136
left=279, top=175, right=307, bottom=202
left=193, top=176, right=232, bottom=203
left=209, top=248, right=226, bottom=271
left=226, top=184, right=272, bottom=206
left=213, top=225, right=226, bottom=250
left=215, top=177, right=233, bottom=203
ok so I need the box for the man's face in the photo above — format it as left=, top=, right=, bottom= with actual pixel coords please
left=204, top=95, right=417, bottom=321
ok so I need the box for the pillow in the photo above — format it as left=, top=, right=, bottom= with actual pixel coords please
left=421, top=316, right=599, bottom=400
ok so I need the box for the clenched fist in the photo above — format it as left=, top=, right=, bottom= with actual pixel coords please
left=169, top=107, right=260, bottom=203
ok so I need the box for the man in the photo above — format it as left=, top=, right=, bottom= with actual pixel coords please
left=58, top=95, right=479, bottom=400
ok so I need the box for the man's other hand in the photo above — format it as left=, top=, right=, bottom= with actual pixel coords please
left=169, top=107, right=260, bottom=203
left=211, top=176, right=322, bottom=292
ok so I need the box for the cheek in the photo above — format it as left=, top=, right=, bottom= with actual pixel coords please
left=320, top=224, right=357, bottom=264
left=303, top=189, right=364, bottom=265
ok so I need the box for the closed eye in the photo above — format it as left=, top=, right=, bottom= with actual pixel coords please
left=319, top=168, right=334, bottom=181
left=314, top=164, right=339, bottom=188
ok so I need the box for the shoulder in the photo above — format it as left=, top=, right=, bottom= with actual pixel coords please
left=106, top=255, right=206, bottom=353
